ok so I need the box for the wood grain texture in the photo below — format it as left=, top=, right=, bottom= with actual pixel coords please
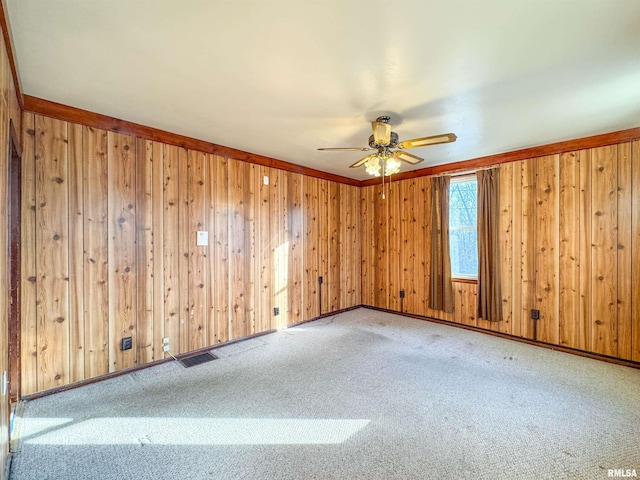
left=178, top=147, right=190, bottom=353
left=632, top=141, right=640, bottom=362
left=303, top=176, right=319, bottom=320
left=229, top=158, right=248, bottom=339
left=520, top=159, right=537, bottom=340
left=187, top=150, right=208, bottom=350
left=35, top=115, right=70, bottom=391
left=83, top=126, right=109, bottom=378
left=107, top=132, right=137, bottom=371
left=151, top=142, right=165, bottom=359
left=256, top=166, right=271, bottom=332
left=591, top=145, right=618, bottom=356
left=616, top=143, right=632, bottom=360
left=578, top=149, right=593, bottom=352
left=162, top=145, right=181, bottom=354
left=510, top=161, right=523, bottom=338
left=213, top=155, right=229, bottom=343
left=559, top=152, right=580, bottom=349
left=20, top=114, right=37, bottom=395
left=535, top=155, right=560, bottom=345
left=135, top=139, right=154, bottom=364
left=287, top=172, right=303, bottom=322
left=498, top=162, right=513, bottom=334
left=68, top=123, right=85, bottom=382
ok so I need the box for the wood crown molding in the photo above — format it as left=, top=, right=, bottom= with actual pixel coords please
left=0, top=0, right=23, bottom=109
left=24, top=95, right=640, bottom=188
left=360, top=125, right=640, bottom=186
left=23, top=95, right=361, bottom=187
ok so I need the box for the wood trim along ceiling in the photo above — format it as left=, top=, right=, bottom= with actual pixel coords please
left=25, top=96, right=640, bottom=187
left=23, top=95, right=361, bottom=186
left=0, top=0, right=22, bottom=109
left=360, top=126, right=640, bottom=186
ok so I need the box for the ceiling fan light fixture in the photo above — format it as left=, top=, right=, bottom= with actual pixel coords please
left=384, top=158, right=401, bottom=176
left=372, top=120, right=391, bottom=146
left=364, top=156, right=381, bottom=176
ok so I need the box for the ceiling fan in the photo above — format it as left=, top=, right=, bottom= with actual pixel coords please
left=318, top=116, right=456, bottom=178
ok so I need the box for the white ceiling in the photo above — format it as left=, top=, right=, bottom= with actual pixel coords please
left=6, top=0, right=640, bottom=180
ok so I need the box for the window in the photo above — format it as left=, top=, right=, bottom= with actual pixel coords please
left=449, top=175, right=478, bottom=279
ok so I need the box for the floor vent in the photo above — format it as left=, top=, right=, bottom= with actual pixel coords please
left=180, top=352, right=218, bottom=368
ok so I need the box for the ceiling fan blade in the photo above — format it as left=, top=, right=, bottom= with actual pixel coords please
left=317, top=147, right=372, bottom=151
left=393, top=150, right=424, bottom=164
left=350, top=154, right=377, bottom=168
left=398, top=133, right=457, bottom=149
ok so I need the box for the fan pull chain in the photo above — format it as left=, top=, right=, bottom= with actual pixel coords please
left=381, top=158, right=386, bottom=199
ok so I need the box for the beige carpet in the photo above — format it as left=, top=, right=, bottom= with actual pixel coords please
left=9, top=308, right=640, bottom=479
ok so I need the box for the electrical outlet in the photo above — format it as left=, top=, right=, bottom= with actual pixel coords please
left=163, top=345, right=170, bottom=352
left=318, top=276, right=323, bottom=284
left=531, top=309, right=540, bottom=320
left=121, top=337, right=132, bottom=351
left=274, top=307, right=280, bottom=316
left=162, top=337, right=169, bottom=345
left=399, top=289, right=405, bottom=298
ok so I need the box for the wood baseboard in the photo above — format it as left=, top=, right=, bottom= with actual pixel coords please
left=20, top=305, right=364, bottom=401
left=363, top=305, right=640, bottom=370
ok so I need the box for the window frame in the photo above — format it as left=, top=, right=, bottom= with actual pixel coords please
left=448, top=173, right=478, bottom=282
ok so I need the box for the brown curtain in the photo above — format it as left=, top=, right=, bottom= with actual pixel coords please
left=477, top=168, right=502, bottom=321
left=429, top=176, right=454, bottom=313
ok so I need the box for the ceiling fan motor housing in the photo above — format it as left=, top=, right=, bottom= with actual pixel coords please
left=369, top=131, right=399, bottom=148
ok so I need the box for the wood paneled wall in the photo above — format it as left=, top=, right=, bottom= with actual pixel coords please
left=20, top=114, right=361, bottom=396
left=361, top=141, right=640, bottom=362
left=0, top=27, right=22, bottom=479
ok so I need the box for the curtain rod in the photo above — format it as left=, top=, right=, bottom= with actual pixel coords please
left=431, top=165, right=499, bottom=178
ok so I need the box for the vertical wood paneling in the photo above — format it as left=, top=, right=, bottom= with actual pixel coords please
left=256, top=166, right=271, bottom=332
left=187, top=150, right=208, bottom=350
left=83, top=126, right=109, bottom=378
left=535, top=155, right=560, bottom=345
left=591, top=145, right=618, bottom=356
left=559, top=152, right=580, bottom=349
left=20, top=114, right=37, bottom=395
left=328, top=182, right=340, bottom=311
left=229, top=159, right=248, bottom=339
left=270, top=168, right=286, bottom=328
left=360, top=186, right=373, bottom=307
left=162, top=145, right=181, bottom=354
left=631, top=141, right=640, bottom=362
left=374, top=185, right=389, bottom=309
left=388, top=182, right=401, bottom=311
left=303, top=176, right=319, bottom=319
left=499, top=163, right=513, bottom=335
left=616, top=143, right=632, bottom=360
left=351, top=185, right=362, bottom=306
left=578, top=150, right=592, bottom=352
left=35, top=115, right=70, bottom=391
left=244, top=163, right=256, bottom=334
left=287, top=173, right=303, bottom=322
left=511, top=161, right=523, bottom=337
left=135, top=139, right=154, bottom=364
left=68, top=123, right=85, bottom=382
left=177, top=147, right=189, bottom=353
left=416, top=177, right=429, bottom=317
left=213, top=155, right=229, bottom=343
left=318, top=180, right=330, bottom=315
left=151, top=142, right=165, bottom=358
left=107, top=132, right=137, bottom=371
left=521, top=159, right=537, bottom=339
